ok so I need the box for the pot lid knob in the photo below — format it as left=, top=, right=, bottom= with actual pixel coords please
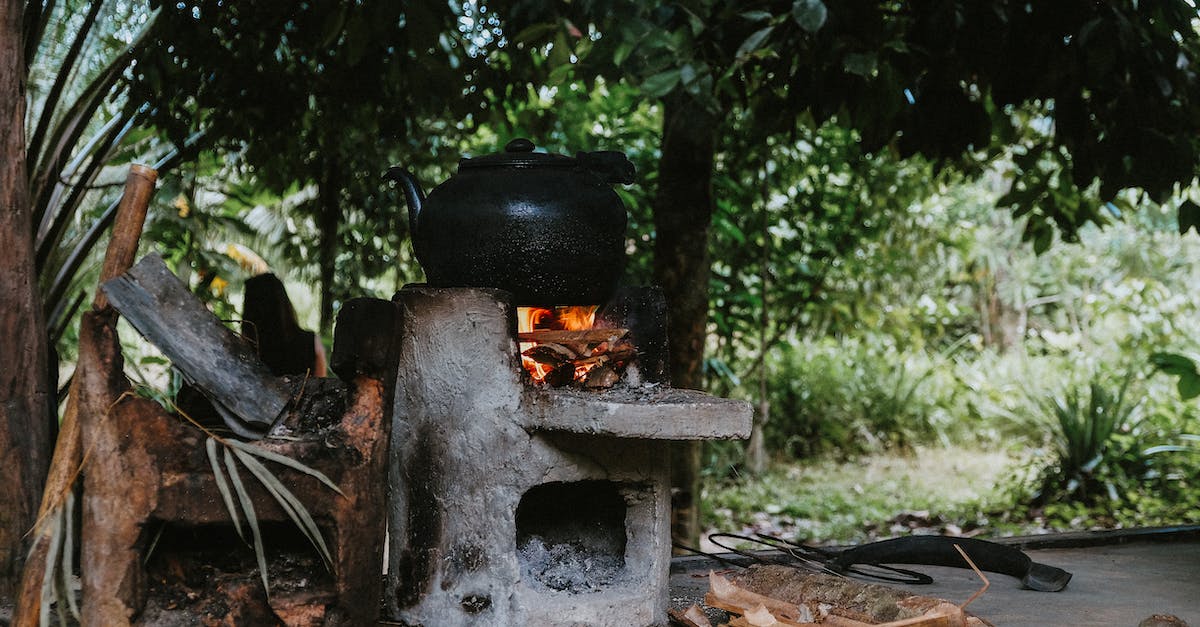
left=505, top=138, right=535, bottom=152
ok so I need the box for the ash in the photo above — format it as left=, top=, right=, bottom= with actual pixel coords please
left=518, top=536, right=625, bottom=593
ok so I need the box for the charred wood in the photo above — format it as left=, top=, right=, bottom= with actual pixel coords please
left=101, top=253, right=291, bottom=438
left=330, top=297, right=400, bottom=382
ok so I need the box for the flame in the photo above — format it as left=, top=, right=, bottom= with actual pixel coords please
left=518, top=305, right=598, bottom=383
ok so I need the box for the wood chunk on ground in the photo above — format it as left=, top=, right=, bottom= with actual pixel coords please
left=669, top=604, right=715, bottom=627
left=710, top=566, right=991, bottom=626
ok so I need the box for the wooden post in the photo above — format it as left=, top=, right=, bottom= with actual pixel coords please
left=93, top=164, right=157, bottom=310
left=12, top=165, right=157, bottom=627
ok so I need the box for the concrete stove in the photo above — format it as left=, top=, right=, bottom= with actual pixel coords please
left=384, top=286, right=751, bottom=626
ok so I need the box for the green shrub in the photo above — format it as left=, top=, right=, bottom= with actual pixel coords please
left=763, top=337, right=953, bottom=458
left=1031, top=368, right=1140, bottom=505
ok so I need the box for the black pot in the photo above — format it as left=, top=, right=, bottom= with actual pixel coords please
left=386, top=138, right=634, bottom=305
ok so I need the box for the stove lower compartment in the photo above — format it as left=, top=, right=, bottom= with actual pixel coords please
left=384, top=286, right=751, bottom=626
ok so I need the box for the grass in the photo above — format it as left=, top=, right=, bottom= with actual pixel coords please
left=701, top=444, right=1030, bottom=548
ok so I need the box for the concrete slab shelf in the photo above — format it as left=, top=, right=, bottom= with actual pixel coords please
left=524, top=386, right=753, bottom=440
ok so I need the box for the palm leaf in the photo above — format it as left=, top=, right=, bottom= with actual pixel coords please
left=232, top=448, right=334, bottom=569
left=38, top=508, right=62, bottom=627
left=61, top=490, right=79, bottom=620
left=223, top=447, right=270, bottom=595
left=226, top=439, right=344, bottom=495
left=206, top=436, right=244, bottom=540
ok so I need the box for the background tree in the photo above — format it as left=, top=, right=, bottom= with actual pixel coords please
left=0, top=0, right=52, bottom=597
left=129, top=0, right=492, bottom=331
left=500, top=0, right=1200, bottom=543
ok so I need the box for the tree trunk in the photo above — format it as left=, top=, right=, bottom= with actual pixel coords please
left=0, top=0, right=53, bottom=598
left=746, top=168, right=771, bottom=475
left=317, top=161, right=340, bottom=334
left=654, top=93, right=717, bottom=548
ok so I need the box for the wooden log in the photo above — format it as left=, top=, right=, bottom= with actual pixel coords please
left=523, top=344, right=571, bottom=367
left=668, top=605, right=714, bottom=627
left=330, top=297, right=400, bottom=382
left=582, top=364, right=620, bottom=389
left=101, top=253, right=291, bottom=438
left=727, top=565, right=991, bottom=626
left=705, top=571, right=813, bottom=624
left=516, top=328, right=628, bottom=344
left=13, top=164, right=157, bottom=627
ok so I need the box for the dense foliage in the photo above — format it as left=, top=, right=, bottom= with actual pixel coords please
left=12, top=0, right=1200, bottom=557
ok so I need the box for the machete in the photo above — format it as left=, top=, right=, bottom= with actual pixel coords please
left=827, top=535, right=1072, bottom=592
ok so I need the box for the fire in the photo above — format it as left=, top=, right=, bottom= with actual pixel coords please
left=518, top=305, right=598, bottom=384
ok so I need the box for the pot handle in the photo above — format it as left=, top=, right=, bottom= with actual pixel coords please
left=385, top=166, right=425, bottom=242
left=577, top=150, right=636, bottom=185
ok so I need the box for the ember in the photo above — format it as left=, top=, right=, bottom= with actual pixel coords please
left=517, top=305, right=638, bottom=388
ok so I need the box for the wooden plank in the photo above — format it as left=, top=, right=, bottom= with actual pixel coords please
left=517, top=328, right=628, bottom=344
left=101, top=253, right=289, bottom=437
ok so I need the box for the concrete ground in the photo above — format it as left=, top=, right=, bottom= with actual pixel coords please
left=670, top=528, right=1200, bottom=626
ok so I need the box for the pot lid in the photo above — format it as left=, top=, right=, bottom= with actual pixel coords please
left=459, top=138, right=577, bottom=169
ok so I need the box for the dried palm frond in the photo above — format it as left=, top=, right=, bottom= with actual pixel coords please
left=205, top=435, right=342, bottom=596
left=31, top=489, right=78, bottom=627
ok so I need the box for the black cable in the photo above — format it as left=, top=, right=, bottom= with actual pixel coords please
left=678, top=532, right=935, bottom=586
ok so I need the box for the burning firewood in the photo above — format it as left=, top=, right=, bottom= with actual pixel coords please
left=519, top=323, right=640, bottom=389
left=517, top=328, right=629, bottom=344
left=543, top=361, right=577, bottom=388
left=524, top=344, right=573, bottom=367
left=583, top=364, right=621, bottom=389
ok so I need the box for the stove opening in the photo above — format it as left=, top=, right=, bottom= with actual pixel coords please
left=517, top=306, right=637, bottom=389
left=515, top=480, right=627, bottom=593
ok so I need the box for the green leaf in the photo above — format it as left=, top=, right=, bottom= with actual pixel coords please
left=512, top=22, right=559, bottom=45
left=792, top=0, right=828, bottom=33
left=613, top=41, right=635, bottom=66
left=1032, top=226, right=1052, bottom=254
left=1180, top=374, right=1200, bottom=400
left=1151, top=353, right=1200, bottom=399
left=679, top=63, right=697, bottom=86
left=682, top=7, right=705, bottom=36
left=1178, top=199, right=1200, bottom=234
left=741, top=10, right=773, bottom=22
left=736, top=26, right=774, bottom=60
left=640, top=69, right=681, bottom=98
left=548, top=32, right=572, bottom=68
left=1150, top=352, right=1198, bottom=377
left=843, top=52, right=877, bottom=77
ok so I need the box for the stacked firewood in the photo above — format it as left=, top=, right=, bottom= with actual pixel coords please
left=519, top=327, right=637, bottom=389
